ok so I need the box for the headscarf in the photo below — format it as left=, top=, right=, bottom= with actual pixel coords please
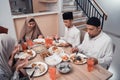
left=0, top=34, right=16, bottom=79
left=19, top=16, right=43, bottom=42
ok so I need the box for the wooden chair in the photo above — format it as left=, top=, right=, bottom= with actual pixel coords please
left=0, top=26, right=8, bottom=34
left=80, top=29, right=86, bottom=43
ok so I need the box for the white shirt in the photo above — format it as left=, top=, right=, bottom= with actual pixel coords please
left=78, top=31, right=113, bottom=69
left=61, top=25, right=80, bottom=47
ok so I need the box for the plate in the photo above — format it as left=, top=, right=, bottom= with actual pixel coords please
left=26, top=62, right=48, bottom=77
left=33, top=38, right=45, bottom=44
left=53, top=39, right=66, bottom=46
left=48, top=46, right=64, bottom=54
left=70, top=53, right=87, bottom=65
left=56, top=62, right=72, bottom=74
left=45, top=54, right=62, bottom=66
left=32, top=44, right=47, bottom=54
left=14, top=50, right=36, bottom=60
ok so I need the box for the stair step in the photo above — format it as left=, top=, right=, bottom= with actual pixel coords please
left=63, top=5, right=76, bottom=9
left=76, top=24, right=86, bottom=29
left=73, top=17, right=87, bottom=26
left=63, top=1, right=74, bottom=6
left=62, top=6, right=76, bottom=12
left=74, top=17, right=87, bottom=22
left=73, top=11, right=83, bottom=18
left=63, top=0, right=74, bottom=3
left=73, top=21, right=86, bottom=26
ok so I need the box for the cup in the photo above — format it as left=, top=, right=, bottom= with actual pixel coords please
left=21, top=42, right=27, bottom=51
left=26, top=39, right=33, bottom=48
left=87, top=58, right=95, bottom=72
left=45, top=37, right=53, bottom=46
left=48, top=67, right=56, bottom=80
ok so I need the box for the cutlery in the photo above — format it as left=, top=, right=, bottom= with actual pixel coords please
left=30, top=69, right=35, bottom=78
left=30, top=67, right=40, bottom=78
left=55, top=39, right=59, bottom=43
left=76, top=51, right=79, bottom=55
left=23, top=67, right=32, bottom=69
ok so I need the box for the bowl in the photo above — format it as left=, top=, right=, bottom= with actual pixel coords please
left=56, top=62, right=72, bottom=74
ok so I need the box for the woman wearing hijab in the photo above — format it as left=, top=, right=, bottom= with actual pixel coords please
left=0, top=34, right=28, bottom=80
left=19, top=16, right=43, bottom=42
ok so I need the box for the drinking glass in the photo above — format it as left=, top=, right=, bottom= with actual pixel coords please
left=48, top=67, right=56, bottom=80
left=87, top=58, right=95, bottom=72
left=21, top=42, right=27, bottom=51
left=26, top=38, right=33, bottom=49
left=45, top=37, right=53, bottom=46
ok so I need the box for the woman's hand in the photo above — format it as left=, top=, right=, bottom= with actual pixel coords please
left=16, top=58, right=28, bottom=72
left=11, top=45, right=20, bottom=57
left=8, top=45, right=20, bottom=66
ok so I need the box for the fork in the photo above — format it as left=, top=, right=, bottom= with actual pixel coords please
left=30, top=67, right=39, bottom=78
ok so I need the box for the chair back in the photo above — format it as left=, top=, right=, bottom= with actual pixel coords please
left=0, top=26, right=8, bottom=34
left=80, top=29, right=86, bottom=43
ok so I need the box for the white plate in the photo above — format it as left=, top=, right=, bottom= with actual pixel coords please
left=48, top=46, right=64, bottom=54
left=70, top=53, right=87, bottom=65
left=53, top=39, right=66, bottom=46
left=14, top=50, right=36, bottom=60
left=26, top=62, right=48, bottom=77
left=33, top=38, right=45, bottom=43
left=45, top=54, right=62, bottom=66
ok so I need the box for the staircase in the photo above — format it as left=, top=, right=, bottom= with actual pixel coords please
left=62, top=0, right=107, bottom=30
left=62, top=0, right=88, bottom=30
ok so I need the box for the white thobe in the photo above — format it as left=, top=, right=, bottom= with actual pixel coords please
left=78, top=31, right=113, bottom=69
left=61, top=25, right=80, bottom=47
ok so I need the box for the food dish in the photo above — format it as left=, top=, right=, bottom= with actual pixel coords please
left=32, top=44, right=47, bottom=54
left=48, top=46, right=64, bottom=54
left=33, top=38, right=45, bottom=44
left=40, top=51, right=51, bottom=59
left=56, top=62, right=72, bottom=73
left=14, top=50, right=36, bottom=60
left=70, top=53, right=87, bottom=65
left=26, top=62, right=48, bottom=77
left=45, top=54, right=62, bottom=66
left=59, top=53, right=70, bottom=61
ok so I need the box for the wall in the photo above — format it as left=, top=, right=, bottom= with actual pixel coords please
left=0, top=0, right=17, bottom=39
left=14, top=14, right=59, bottom=40
left=97, top=0, right=120, bottom=36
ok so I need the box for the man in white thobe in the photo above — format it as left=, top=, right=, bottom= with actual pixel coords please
left=61, top=12, right=80, bottom=47
left=72, top=17, right=113, bottom=69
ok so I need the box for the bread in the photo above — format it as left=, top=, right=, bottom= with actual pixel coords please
left=40, top=51, right=51, bottom=59
left=27, top=50, right=33, bottom=56
left=32, top=63, right=37, bottom=68
left=52, top=46, right=58, bottom=51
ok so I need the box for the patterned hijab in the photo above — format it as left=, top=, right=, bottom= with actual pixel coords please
left=0, top=34, right=15, bottom=79
left=19, top=16, right=43, bottom=41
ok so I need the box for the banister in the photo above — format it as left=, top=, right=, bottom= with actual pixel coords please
left=93, top=0, right=107, bottom=20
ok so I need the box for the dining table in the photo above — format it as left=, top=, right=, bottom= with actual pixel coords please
left=25, top=44, right=113, bottom=80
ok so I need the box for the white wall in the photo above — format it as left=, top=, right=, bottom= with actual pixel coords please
left=0, top=0, right=17, bottom=39
left=97, top=0, right=120, bottom=36
left=58, top=0, right=65, bottom=37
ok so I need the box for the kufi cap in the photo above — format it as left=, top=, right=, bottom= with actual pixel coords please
left=87, top=17, right=101, bottom=27
left=63, top=12, right=73, bottom=20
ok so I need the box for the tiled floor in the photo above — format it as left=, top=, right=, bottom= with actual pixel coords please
left=107, top=34, right=120, bottom=80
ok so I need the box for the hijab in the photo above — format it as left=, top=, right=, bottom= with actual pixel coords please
left=19, top=16, right=43, bottom=42
left=0, top=34, right=15, bottom=79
